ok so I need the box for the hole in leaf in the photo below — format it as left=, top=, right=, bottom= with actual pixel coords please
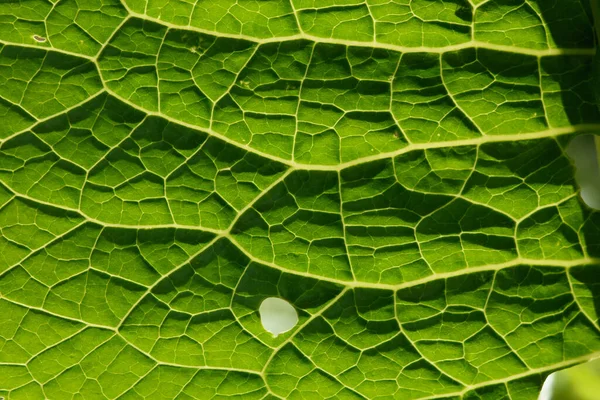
left=539, top=358, right=600, bottom=399
left=259, top=297, right=298, bottom=338
left=32, top=35, right=46, bottom=43
left=539, top=373, right=556, bottom=400
left=566, top=134, right=600, bottom=210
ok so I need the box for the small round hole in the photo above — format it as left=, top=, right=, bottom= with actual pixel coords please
left=566, top=134, right=600, bottom=210
left=259, top=297, right=298, bottom=338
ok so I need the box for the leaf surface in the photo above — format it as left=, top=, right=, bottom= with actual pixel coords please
left=0, top=0, right=599, bottom=399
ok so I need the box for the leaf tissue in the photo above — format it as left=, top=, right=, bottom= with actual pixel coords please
left=0, top=0, right=599, bottom=399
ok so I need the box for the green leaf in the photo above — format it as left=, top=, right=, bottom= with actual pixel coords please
left=0, top=0, right=599, bottom=399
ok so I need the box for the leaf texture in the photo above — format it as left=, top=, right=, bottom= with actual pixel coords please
left=0, top=0, right=599, bottom=399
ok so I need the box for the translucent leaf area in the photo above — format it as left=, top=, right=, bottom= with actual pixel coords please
left=540, top=358, right=600, bottom=400
left=0, top=0, right=599, bottom=399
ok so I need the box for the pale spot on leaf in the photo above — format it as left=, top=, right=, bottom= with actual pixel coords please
left=259, top=297, right=298, bottom=338
left=567, top=134, right=600, bottom=210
